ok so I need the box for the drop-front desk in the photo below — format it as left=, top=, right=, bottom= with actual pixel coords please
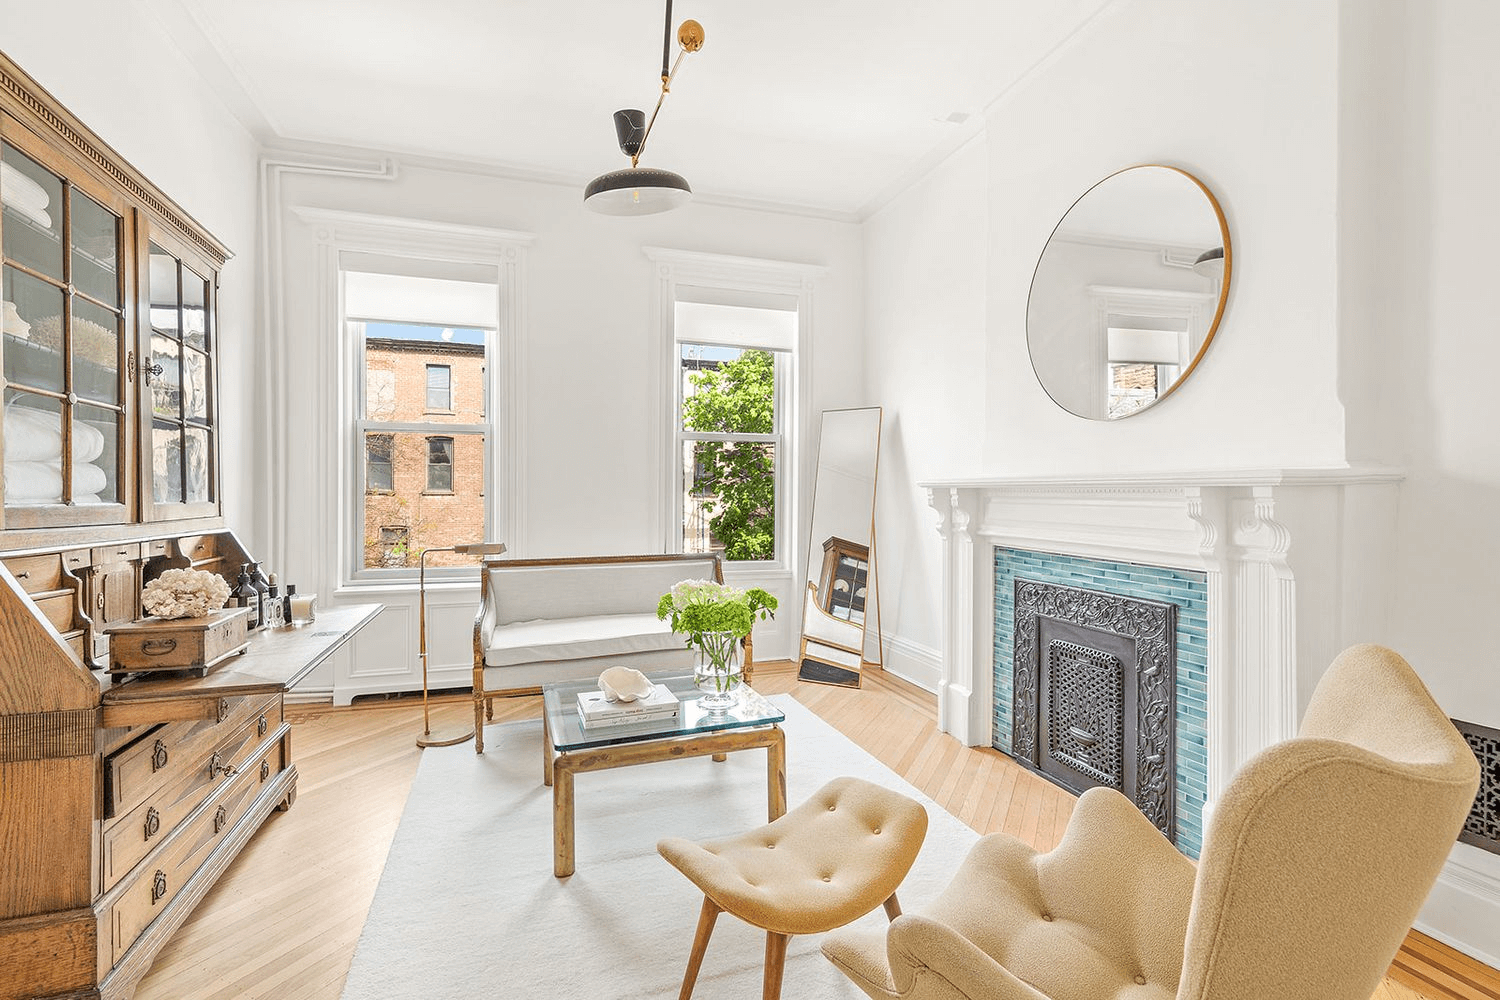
left=0, top=549, right=379, bottom=1000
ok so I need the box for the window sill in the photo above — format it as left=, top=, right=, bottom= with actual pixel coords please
left=421, top=490, right=456, bottom=496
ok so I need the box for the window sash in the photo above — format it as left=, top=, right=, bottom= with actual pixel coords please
left=673, top=345, right=788, bottom=565
left=426, top=436, right=454, bottom=492
left=425, top=364, right=452, bottom=410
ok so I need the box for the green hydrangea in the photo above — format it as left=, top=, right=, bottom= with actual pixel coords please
left=656, top=578, right=777, bottom=640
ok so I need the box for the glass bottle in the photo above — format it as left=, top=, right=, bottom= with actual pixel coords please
left=266, top=572, right=283, bottom=628
left=233, top=566, right=260, bottom=629
left=283, top=583, right=296, bottom=625
left=251, top=562, right=270, bottom=630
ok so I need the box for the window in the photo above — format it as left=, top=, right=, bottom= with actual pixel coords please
left=672, top=296, right=795, bottom=564
left=425, top=364, right=452, bottom=411
left=366, top=433, right=394, bottom=492
left=346, top=267, right=496, bottom=574
left=426, top=436, right=454, bottom=492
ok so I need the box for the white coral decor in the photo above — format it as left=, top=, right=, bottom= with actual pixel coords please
left=141, top=568, right=232, bottom=620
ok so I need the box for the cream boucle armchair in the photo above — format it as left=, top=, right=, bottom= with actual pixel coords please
left=822, top=644, right=1481, bottom=1000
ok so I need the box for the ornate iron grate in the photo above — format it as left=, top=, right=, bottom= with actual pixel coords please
left=1453, top=718, right=1500, bottom=854
left=1046, top=641, right=1124, bottom=789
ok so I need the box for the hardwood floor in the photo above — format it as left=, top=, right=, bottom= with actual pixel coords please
left=133, top=662, right=1499, bottom=1000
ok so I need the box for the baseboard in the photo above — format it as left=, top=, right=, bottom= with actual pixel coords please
left=1415, top=844, right=1500, bottom=970
left=880, top=632, right=940, bottom=693
left=285, top=686, right=335, bottom=705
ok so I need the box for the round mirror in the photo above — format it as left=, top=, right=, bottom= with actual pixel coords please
left=1026, top=165, right=1231, bottom=420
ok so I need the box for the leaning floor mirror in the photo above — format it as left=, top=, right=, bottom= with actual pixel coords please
left=798, top=406, right=882, bottom=688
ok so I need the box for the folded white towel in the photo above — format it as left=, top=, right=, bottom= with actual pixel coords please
left=1, top=164, right=54, bottom=230
left=2, top=300, right=29, bottom=339
left=4, top=459, right=108, bottom=502
left=4, top=404, right=105, bottom=463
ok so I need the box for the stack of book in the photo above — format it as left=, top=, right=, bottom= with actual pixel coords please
left=577, top=683, right=681, bottom=729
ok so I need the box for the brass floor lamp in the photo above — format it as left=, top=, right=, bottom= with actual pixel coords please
left=417, top=541, right=507, bottom=748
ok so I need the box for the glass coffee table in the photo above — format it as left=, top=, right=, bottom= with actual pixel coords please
left=541, top=671, right=787, bottom=878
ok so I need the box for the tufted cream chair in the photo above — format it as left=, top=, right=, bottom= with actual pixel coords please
left=658, top=775, right=928, bottom=1000
left=822, top=644, right=1481, bottom=1000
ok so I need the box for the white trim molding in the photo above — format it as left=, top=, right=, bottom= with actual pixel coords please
left=922, top=466, right=1403, bottom=810
left=286, top=207, right=533, bottom=705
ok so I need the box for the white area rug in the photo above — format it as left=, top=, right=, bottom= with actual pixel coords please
left=340, top=697, right=980, bottom=999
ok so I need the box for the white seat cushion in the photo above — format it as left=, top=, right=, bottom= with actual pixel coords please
left=484, top=613, right=684, bottom=667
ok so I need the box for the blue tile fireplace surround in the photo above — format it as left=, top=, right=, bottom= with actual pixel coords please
left=994, top=547, right=1209, bottom=858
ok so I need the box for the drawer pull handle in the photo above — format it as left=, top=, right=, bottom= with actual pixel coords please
left=260, top=760, right=271, bottom=782
left=209, top=752, right=238, bottom=779
left=96, top=593, right=105, bottom=610
left=151, top=870, right=167, bottom=905
left=213, top=805, right=228, bottom=834
left=151, top=740, right=169, bottom=772
left=16, top=570, right=29, bottom=580
left=144, top=807, right=160, bottom=841
left=142, top=638, right=178, bottom=656
left=217, top=698, right=230, bottom=722
left=257, top=715, right=268, bottom=738
left=195, top=544, right=206, bottom=553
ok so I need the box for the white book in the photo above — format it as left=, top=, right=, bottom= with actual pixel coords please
left=576, top=683, right=680, bottom=722
left=580, top=705, right=681, bottom=730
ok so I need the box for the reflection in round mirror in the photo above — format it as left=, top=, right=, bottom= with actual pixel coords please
left=1025, top=165, right=1231, bottom=420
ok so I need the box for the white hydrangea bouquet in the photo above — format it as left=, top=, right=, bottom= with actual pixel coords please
left=141, top=568, right=231, bottom=620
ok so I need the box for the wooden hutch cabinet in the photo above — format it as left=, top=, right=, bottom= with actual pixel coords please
left=0, top=52, right=376, bottom=1000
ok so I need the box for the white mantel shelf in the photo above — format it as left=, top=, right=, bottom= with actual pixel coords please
left=921, top=465, right=1405, bottom=490
left=922, top=466, right=1405, bottom=810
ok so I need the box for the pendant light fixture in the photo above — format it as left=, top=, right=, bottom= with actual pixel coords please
left=584, top=1, right=705, bottom=216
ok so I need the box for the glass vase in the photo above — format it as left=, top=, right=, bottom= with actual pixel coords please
left=692, top=630, right=743, bottom=711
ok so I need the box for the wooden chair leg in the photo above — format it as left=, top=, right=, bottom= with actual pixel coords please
left=473, top=698, right=485, bottom=754
left=678, top=896, right=721, bottom=1000
left=883, top=892, right=902, bottom=920
left=762, top=931, right=790, bottom=1000
left=486, top=696, right=494, bottom=721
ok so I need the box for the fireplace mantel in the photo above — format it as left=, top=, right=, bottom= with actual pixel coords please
left=922, top=466, right=1403, bottom=807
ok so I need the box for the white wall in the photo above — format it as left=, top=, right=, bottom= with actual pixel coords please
left=269, top=161, right=863, bottom=698
left=862, top=0, right=1500, bottom=965
left=0, top=0, right=261, bottom=536
left=1352, top=0, right=1500, bottom=966
left=863, top=136, right=990, bottom=688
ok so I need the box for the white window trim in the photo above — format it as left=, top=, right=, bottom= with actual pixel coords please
left=295, top=207, right=533, bottom=587
left=645, top=247, right=824, bottom=576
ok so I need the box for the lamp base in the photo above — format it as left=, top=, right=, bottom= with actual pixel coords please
left=416, top=726, right=475, bottom=749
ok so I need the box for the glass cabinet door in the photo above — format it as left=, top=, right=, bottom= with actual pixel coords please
left=1, top=135, right=128, bottom=525
left=145, top=239, right=218, bottom=516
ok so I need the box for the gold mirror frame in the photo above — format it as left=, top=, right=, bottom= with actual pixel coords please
left=1025, top=165, right=1232, bottom=420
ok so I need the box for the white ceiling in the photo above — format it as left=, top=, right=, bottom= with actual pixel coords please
left=145, top=0, right=1114, bottom=219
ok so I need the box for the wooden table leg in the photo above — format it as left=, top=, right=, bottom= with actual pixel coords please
left=767, top=726, right=786, bottom=821
left=542, top=708, right=554, bottom=787
left=553, top=761, right=575, bottom=877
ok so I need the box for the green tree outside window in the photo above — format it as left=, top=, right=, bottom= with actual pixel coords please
left=682, top=349, right=776, bottom=561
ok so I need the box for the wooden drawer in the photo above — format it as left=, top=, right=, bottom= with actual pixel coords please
left=143, top=538, right=169, bottom=558
left=106, top=741, right=287, bottom=967
left=62, top=548, right=91, bottom=573
left=4, top=553, right=63, bottom=593
left=103, top=693, right=280, bottom=819
left=101, top=711, right=283, bottom=890
left=174, top=535, right=217, bottom=562
left=92, top=542, right=141, bottom=566
left=35, top=590, right=78, bottom=633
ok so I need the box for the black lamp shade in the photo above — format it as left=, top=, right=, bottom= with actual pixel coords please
left=584, top=167, right=692, bottom=216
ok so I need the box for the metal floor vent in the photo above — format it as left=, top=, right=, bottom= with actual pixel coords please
left=1453, top=718, right=1500, bottom=854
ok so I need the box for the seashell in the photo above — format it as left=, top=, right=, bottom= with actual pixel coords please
left=599, top=666, right=654, bottom=703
